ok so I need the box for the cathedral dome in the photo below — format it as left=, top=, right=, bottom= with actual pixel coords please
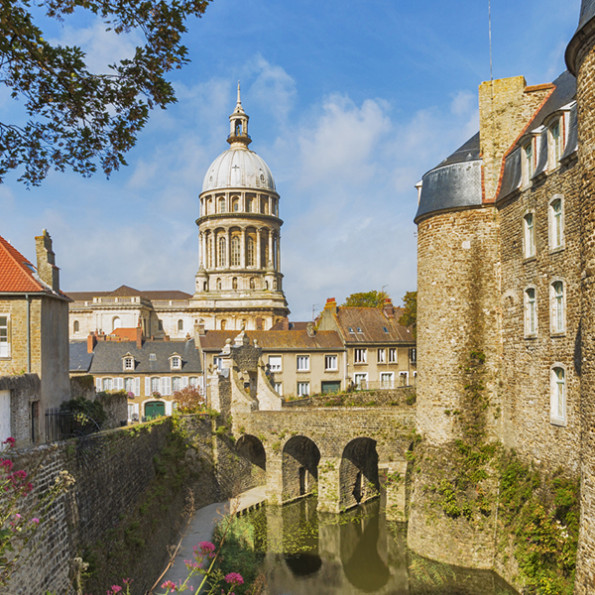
left=202, top=147, right=276, bottom=193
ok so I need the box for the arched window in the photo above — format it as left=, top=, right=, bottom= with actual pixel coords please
left=73, top=320, right=79, bottom=333
left=551, top=281, right=565, bottom=334
left=246, top=197, right=252, bottom=212
left=549, top=197, right=564, bottom=250
left=232, top=277, right=238, bottom=290
left=261, top=197, right=267, bottom=214
left=523, top=213, right=535, bottom=258
left=112, top=317, right=121, bottom=331
left=235, top=119, right=242, bottom=135
left=177, top=319, right=184, bottom=331
left=524, top=287, right=537, bottom=337
left=231, top=236, right=241, bottom=266
left=250, top=277, right=256, bottom=289
left=218, top=197, right=226, bottom=213
left=550, top=366, right=566, bottom=426
left=232, top=197, right=239, bottom=212
left=218, top=236, right=226, bottom=267
left=221, top=319, right=227, bottom=330
left=246, top=235, right=255, bottom=266
left=216, top=278, right=222, bottom=290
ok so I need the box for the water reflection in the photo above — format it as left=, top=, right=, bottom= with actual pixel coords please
left=229, top=497, right=518, bottom=594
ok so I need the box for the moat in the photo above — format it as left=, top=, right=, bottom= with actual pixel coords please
left=220, top=497, right=518, bottom=594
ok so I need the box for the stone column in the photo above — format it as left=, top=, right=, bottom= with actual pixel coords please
left=225, top=229, right=230, bottom=269
left=256, top=228, right=262, bottom=269
left=275, top=233, right=281, bottom=272
left=240, top=228, right=246, bottom=268
left=268, top=230, right=274, bottom=267
left=266, top=451, right=284, bottom=505
left=381, top=461, right=408, bottom=522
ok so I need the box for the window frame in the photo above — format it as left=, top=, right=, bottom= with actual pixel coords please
left=548, top=118, right=563, bottom=170
left=0, top=315, right=10, bottom=359
left=550, top=279, right=566, bottom=335
left=170, top=355, right=182, bottom=371
left=268, top=355, right=282, bottom=372
left=324, top=354, right=338, bottom=371
left=380, top=372, right=394, bottom=388
left=296, top=354, right=310, bottom=372
left=354, top=348, right=367, bottom=364
left=377, top=348, right=386, bottom=363
left=524, top=286, right=538, bottom=338
left=550, top=365, right=567, bottom=426
left=523, top=211, right=536, bottom=259
left=353, top=373, right=368, bottom=389
left=122, top=355, right=135, bottom=372
left=297, top=381, right=310, bottom=397
left=388, top=347, right=397, bottom=363
left=522, top=139, right=534, bottom=185
left=548, top=196, right=564, bottom=251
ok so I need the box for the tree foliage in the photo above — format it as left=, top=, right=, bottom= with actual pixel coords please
left=0, top=0, right=211, bottom=185
left=398, top=290, right=417, bottom=336
left=342, top=290, right=389, bottom=308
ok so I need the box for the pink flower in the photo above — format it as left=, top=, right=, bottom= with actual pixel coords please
left=3, top=437, right=15, bottom=447
left=161, top=580, right=177, bottom=591
left=197, top=541, right=215, bottom=554
left=224, top=572, right=244, bottom=586
left=31, top=517, right=40, bottom=525
left=111, top=587, right=122, bottom=594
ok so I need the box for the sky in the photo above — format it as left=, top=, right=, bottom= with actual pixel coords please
left=0, top=0, right=582, bottom=321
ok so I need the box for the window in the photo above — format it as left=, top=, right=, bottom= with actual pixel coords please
left=102, top=377, right=113, bottom=391
left=124, top=377, right=135, bottom=395
left=246, top=197, right=252, bottom=212
left=231, top=236, right=241, bottom=266
left=170, top=356, right=182, bottom=370
left=382, top=326, right=389, bottom=333
left=273, top=382, right=283, bottom=395
left=112, top=316, right=121, bottom=331
left=297, top=355, right=310, bottom=371
left=123, top=356, right=134, bottom=371
left=218, top=237, right=226, bottom=267
left=149, top=353, right=157, bottom=361
left=549, top=197, right=564, bottom=250
left=73, top=320, right=80, bottom=333
left=177, top=319, right=184, bottom=331
left=348, top=327, right=355, bottom=334
left=354, top=373, right=368, bottom=389
left=388, top=348, right=397, bottom=363
left=172, top=377, right=182, bottom=392
left=0, top=316, right=10, bottom=358
left=297, top=382, right=310, bottom=397
left=550, top=366, right=566, bottom=426
left=399, top=372, right=409, bottom=386
left=324, top=354, right=338, bottom=371
left=551, top=281, right=565, bottom=334
left=213, top=357, right=223, bottom=371
left=409, top=348, right=417, bottom=364
left=357, top=327, right=362, bottom=333
left=549, top=119, right=562, bottom=169
left=377, top=348, right=386, bottom=363
left=232, top=197, right=239, bottom=212
left=354, top=348, right=367, bottom=364
left=246, top=236, right=255, bottom=266
left=524, top=287, right=538, bottom=337
left=150, top=377, right=160, bottom=394
left=189, top=377, right=199, bottom=387
left=158, top=320, right=163, bottom=331
left=268, top=355, right=282, bottom=372
left=218, top=197, right=226, bottom=213
left=523, top=140, right=534, bottom=183
left=523, top=212, right=536, bottom=258
left=380, top=372, right=394, bottom=388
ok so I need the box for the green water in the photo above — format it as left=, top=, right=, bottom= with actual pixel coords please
left=219, top=497, right=518, bottom=595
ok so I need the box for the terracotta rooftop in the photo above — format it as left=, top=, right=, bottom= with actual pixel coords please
left=0, top=234, right=47, bottom=293
left=199, top=329, right=344, bottom=351
left=110, top=327, right=140, bottom=341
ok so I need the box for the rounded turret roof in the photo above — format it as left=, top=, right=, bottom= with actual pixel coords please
left=566, top=0, right=595, bottom=74
left=202, top=147, right=276, bottom=193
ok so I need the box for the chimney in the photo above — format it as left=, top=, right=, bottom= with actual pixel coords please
left=383, top=298, right=395, bottom=318
left=87, top=332, right=97, bottom=354
left=136, top=326, right=143, bottom=349
left=324, top=297, right=338, bottom=314
left=35, top=229, right=60, bottom=291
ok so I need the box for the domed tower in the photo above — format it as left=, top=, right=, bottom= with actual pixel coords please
left=566, top=5, right=595, bottom=592
left=191, top=85, right=289, bottom=331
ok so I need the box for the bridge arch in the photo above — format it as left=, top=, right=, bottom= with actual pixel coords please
left=282, top=436, right=321, bottom=501
left=339, top=437, right=379, bottom=510
left=236, top=434, right=266, bottom=487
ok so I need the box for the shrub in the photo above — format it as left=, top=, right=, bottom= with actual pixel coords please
left=59, top=397, right=107, bottom=436
left=173, top=386, right=206, bottom=414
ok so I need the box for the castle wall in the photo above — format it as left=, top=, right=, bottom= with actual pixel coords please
left=416, top=207, right=502, bottom=445
left=497, top=161, right=580, bottom=472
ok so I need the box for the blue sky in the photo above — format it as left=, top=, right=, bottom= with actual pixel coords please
left=0, top=0, right=581, bottom=320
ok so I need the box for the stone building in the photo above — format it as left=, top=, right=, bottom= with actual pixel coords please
left=317, top=297, right=416, bottom=390
left=70, top=330, right=202, bottom=422
left=190, top=85, right=289, bottom=331
left=0, top=230, right=71, bottom=444
left=412, top=2, right=595, bottom=589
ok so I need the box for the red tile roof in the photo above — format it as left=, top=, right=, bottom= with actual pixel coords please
left=0, top=234, right=45, bottom=293
left=110, top=327, right=140, bottom=341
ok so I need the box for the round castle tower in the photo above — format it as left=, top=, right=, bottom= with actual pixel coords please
left=566, top=4, right=595, bottom=591
left=190, top=85, right=289, bottom=331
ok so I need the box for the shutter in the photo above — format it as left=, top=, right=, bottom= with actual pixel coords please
left=145, top=377, right=150, bottom=396
left=116, top=378, right=124, bottom=390
left=165, top=401, right=173, bottom=416
left=135, top=378, right=141, bottom=397
left=182, top=376, right=189, bottom=388
left=96, top=377, right=102, bottom=391
left=164, top=377, right=172, bottom=396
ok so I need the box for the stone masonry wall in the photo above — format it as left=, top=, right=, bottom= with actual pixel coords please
left=574, top=29, right=595, bottom=595
left=416, top=207, right=502, bottom=445
left=497, top=161, right=581, bottom=472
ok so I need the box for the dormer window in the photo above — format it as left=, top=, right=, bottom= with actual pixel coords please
left=122, top=354, right=135, bottom=371
left=522, top=140, right=534, bottom=184
left=348, top=327, right=355, bottom=333
left=170, top=354, right=182, bottom=370
left=548, top=118, right=562, bottom=169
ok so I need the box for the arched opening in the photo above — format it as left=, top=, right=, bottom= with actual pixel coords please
left=282, top=436, right=320, bottom=502
left=112, top=316, right=121, bottom=331
left=73, top=320, right=80, bottom=333
left=235, top=434, right=266, bottom=491
left=232, top=277, right=238, bottom=290
left=339, top=438, right=379, bottom=510
left=177, top=319, right=183, bottom=331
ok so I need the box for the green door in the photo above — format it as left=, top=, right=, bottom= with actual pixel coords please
left=321, top=381, right=341, bottom=394
left=145, top=401, right=165, bottom=420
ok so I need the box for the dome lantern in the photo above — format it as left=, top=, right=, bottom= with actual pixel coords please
left=227, top=82, right=251, bottom=147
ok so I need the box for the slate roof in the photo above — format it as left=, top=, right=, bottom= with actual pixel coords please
left=567, top=0, right=595, bottom=74
left=69, top=341, right=94, bottom=373
left=0, top=233, right=66, bottom=298
left=87, top=339, right=202, bottom=374
left=332, top=306, right=414, bottom=344
left=199, top=330, right=344, bottom=352
left=66, top=285, right=192, bottom=302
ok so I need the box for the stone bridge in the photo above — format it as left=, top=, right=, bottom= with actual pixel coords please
left=209, top=330, right=416, bottom=519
